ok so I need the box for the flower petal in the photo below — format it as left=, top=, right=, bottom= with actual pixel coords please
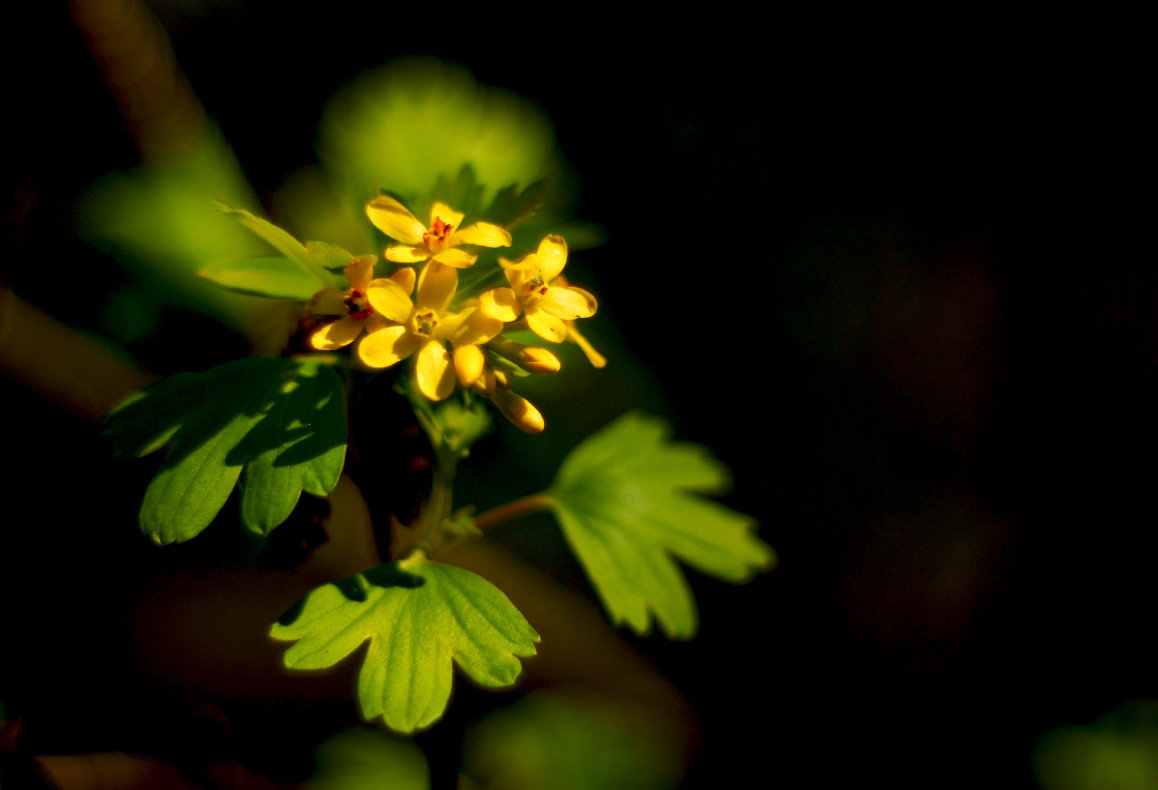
left=366, top=196, right=426, bottom=246
left=415, top=340, right=456, bottom=401
left=536, top=235, right=568, bottom=281
left=308, top=287, right=348, bottom=316
left=453, top=344, right=486, bottom=388
left=389, top=267, right=416, bottom=294
left=450, top=308, right=504, bottom=346
left=429, top=202, right=465, bottom=231
left=310, top=316, right=364, bottom=350
left=538, top=285, right=597, bottom=320
left=478, top=288, right=521, bottom=322
left=430, top=248, right=478, bottom=269
left=344, top=257, right=375, bottom=291
left=356, top=323, right=419, bottom=368
left=499, top=253, right=539, bottom=272
left=450, top=222, right=512, bottom=248
left=416, top=262, right=458, bottom=313
left=565, top=321, right=607, bottom=368
left=365, top=278, right=414, bottom=323
left=525, top=307, right=568, bottom=343
left=385, top=245, right=431, bottom=264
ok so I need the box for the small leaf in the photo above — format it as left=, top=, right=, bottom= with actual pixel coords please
left=547, top=412, right=774, bottom=639
left=305, top=240, right=365, bottom=273
left=214, top=202, right=333, bottom=286
left=272, top=557, right=539, bottom=734
left=104, top=358, right=347, bottom=543
left=198, top=256, right=324, bottom=300
left=483, top=179, right=549, bottom=229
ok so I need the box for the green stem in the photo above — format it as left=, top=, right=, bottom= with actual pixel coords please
left=472, top=494, right=554, bottom=532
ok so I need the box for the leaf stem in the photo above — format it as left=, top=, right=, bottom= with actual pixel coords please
left=473, top=494, right=554, bottom=533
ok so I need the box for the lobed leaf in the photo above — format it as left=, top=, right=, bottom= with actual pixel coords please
left=272, top=557, right=539, bottom=733
left=547, top=412, right=775, bottom=639
left=104, top=358, right=347, bottom=542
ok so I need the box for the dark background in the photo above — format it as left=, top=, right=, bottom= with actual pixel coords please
left=3, top=3, right=1153, bottom=788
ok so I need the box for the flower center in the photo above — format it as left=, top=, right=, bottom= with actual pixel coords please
left=521, top=272, right=549, bottom=304
left=410, top=309, right=440, bottom=337
left=422, top=216, right=454, bottom=252
left=344, top=288, right=373, bottom=320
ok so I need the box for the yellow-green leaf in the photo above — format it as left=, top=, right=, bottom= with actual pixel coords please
left=272, top=556, right=538, bottom=734
left=547, top=412, right=774, bottom=639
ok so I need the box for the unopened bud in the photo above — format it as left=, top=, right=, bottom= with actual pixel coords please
left=453, top=344, right=485, bottom=388
left=488, top=336, right=561, bottom=375
left=492, top=389, right=545, bottom=435
left=472, top=366, right=496, bottom=397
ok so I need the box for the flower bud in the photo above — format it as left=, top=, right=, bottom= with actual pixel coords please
left=488, top=336, right=561, bottom=375
left=492, top=389, right=545, bottom=435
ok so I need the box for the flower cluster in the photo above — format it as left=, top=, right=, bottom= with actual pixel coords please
left=304, top=196, right=600, bottom=433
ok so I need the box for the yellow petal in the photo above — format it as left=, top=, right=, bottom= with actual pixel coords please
left=478, top=288, right=521, bottom=322
left=310, top=316, right=364, bottom=350
left=415, top=340, right=456, bottom=401
left=538, top=285, right=597, bottom=320
left=525, top=307, right=568, bottom=343
left=365, top=278, right=414, bottom=324
left=430, top=248, right=478, bottom=269
left=308, top=287, right=348, bottom=316
left=536, top=235, right=568, bottom=281
left=416, top=262, right=458, bottom=313
left=492, top=389, right=545, bottom=435
left=450, top=222, right=512, bottom=248
left=356, top=324, right=419, bottom=368
left=499, top=253, right=539, bottom=272
left=389, top=267, right=416, bottom=295
left=453, top=344, right=485, bottom=388
left=566, top=321, right=607, bottom=368
left=429, top=202, right=465, bottom=231
left=344, top=257, right=375, bottom=291
left=450, top=309, right=503, bottom=346
left=366, top=196, right=426, bottom=246
left=385, top=245, right=431, bottom=264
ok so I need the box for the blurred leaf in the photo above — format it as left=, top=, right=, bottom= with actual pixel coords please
left=104, top=358, right=346, bottom=542
left=431, top=397, right=494, bottom=457
left=547, top=412, right=774, bottom=638
left=464, top=691, right=682, bottom=790
left=307, top=727, right=430, bottom=790
left=272, top=556, right=538, bottom=734
left=320, top=59, right=560, bottom=211
left=198, top=256, right=323, bottom=300
left=77, top=124, right=270, bottom=325
left=1034, top=701, right=1158, bottom=790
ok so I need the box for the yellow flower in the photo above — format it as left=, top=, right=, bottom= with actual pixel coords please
left=307, top=257, right=415, bottom=351
left=481, top=235, right=597, bottom=343
left=365, top=196, right=512, bottom=269
left=357, top=263, right=504, bottom=400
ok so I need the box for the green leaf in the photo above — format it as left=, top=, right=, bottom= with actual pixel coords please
left=546, top=412, right=775, bottom=639
left=272, top=556, right=539, bottom=734
left=104, top=358, right=347, bottom=542
left=198, top=256, right=324, bottom=300
left=483, top=179, right=549, bottom=229
left=214, top=202, right=335, bottom=286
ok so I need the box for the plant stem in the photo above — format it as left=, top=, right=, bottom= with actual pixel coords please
left=473, top=494, right=554, bottom=533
